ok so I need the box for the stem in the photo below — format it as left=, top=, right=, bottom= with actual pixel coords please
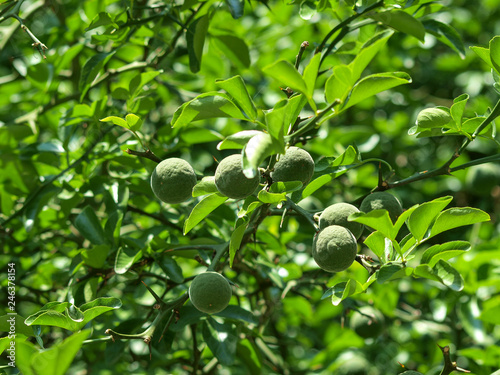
left=285, top=197, right=318, bottom=231
left=125, top=148, right=162, bottom=163
left=438, top=345, right=470, bottom=375
left=294, top=41, right=309, bottom=70
left=10, top=13, right=48, bottom=59
left=287, top=99, right=341, bottom=139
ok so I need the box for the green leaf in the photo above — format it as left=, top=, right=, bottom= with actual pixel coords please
left=79, top=52, right=115, bottom=102
left=125, top=113, right=143, bottom=132
left=364, top=231, right=391, bottom=262
left=224, top=0, right=244, bottom=19
left=85, top=12, right=118, bottom=31
left=24, top=298, right=121, bottom=332
left=299, top=0, right=316, bottom=20
left=216, top=76, right=258, bottom=120
left=74, top=206, right=107, bottom=245
left=422, top=19, right=465, bottom=58
left=229, top=216, right=249, bottom=267
left=480, top=299, right=500, bottom=324
left=184, top=193, right=228, bottom=234
left=407, top=196, right=453, bottom=242
left=180, top=127, right=224, bottom=144
left=470, top=45, right=494, bottom=69
left=415, top=107, right=452, bottom=129
left=371, top=10, right=425, bottom=42
left=216, top=305, right=257, bottom=324
left=237, top=339, right=263, bottom=375
left=114, top=246, right=142, bottom=274
left=321, top=279, right=364, bottom=306
left=212, top=34, right=250, bottom=69
left=217, top=130, right=262, bottom=150
left=349, top=210, right=395, bottom=240
left=423, top=260, right=464, bottom=291
left=303, top=53, right=321, bottom=98
left=257, top=190, right=287, bottom=204
left=128, top=70, right=162, bottom=98
left=325, top=64, right=354, bottom=104
left=193, top=176, right=219, bottom=197
left=262, top=60, right=308, bottom=94
left=16, top=330, right=90, bottom=375
left=81, top=244, right=110, bottom=268
left=158, top=257, right=184, bottom=283
left=450, top=93, right=469, bottom=130
left=490, top=36, right=500, bottom=74
left=377, top=263, right=412, bottom=283
left=349, top=30, right=393, bottom=82
left=0, top=314, right=33, bottom=337
left=186, top=15, right=209, bottom=73
left=429, top=207, right=491, bottom=239
left=171, top=92, right=247, bottom=128
left=420, top=241, right=471, bottom=267
left=342, top=72, right=411, bottom=111
left=269, top=181, right=303, bottom=193
left=242, top=132, right=274, bottom=178
left=203, top=318, right=238, bottom=366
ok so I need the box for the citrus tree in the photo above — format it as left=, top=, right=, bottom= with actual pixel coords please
left=1, top=0, right=499, bottom=374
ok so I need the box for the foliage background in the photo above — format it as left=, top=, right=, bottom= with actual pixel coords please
left=0, top=0, right=499, bottom=374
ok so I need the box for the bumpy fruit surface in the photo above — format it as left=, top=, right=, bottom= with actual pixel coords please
left=215, top=154, right=260, bottom=199
left=349, top=305, right=384, bottom=339
left=312, top=225, right=357, bottom=273
left=151, top=158, right=197, bottom=204
left=319, top=202, right=364, bottom=239
left=465, top=163, right=500, bottom=196
left=189, top=271, right=232, bottom=314
left=360, top=191, right=403, bottom=223
left=271, top=146, right=315, bottom=186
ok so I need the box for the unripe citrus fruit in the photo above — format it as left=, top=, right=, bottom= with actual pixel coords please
left=271, top=146, right=315, bottom=186
left=319, top=202, right=364, bottom=239
left=360, top=191, right=403, bottom=223
left=151, top=158, right=197, bottom=204
left=465, top=163, right=500, bottom=196
left=215, top=154, right=260, bottom=199
left=312, top=225, right=357, bottom=273
left=189, top=271, right=232, bottom=314
left=349, top=305, right=384, bottom=339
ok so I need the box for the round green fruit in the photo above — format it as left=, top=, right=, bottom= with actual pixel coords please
left=318, top=202, right=364, bottom=239
left=312, top=225, right=357, bottom=273
left=189, top=271, right=232, bottom=314
left=465, top=163, right=500, bottom=196
left=360, top=191, right=403, bottom=223
left=271, top=146, right=315, bottom=186
left=349, top=305, right=384, bottom=339
left=151, top=158, right=197, bottom=204
left=215, top=154, right=260, bottom=199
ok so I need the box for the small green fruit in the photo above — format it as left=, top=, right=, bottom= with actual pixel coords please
left=151, top=158, right=197, bottom=204
left=350, top=305, right=384, bottom=339
left=215, top=154, right=260, bottom=199
left=465, top=163, right=500, bottom=196
left=271, top=146, right=315, bottom=187
left=319, top=202, right=364, bottom=239
left=189, top=271, right=232, bottom=314
left=360, top=191, right=403, bottom=223
left=312, top=225, right=357, bottom=273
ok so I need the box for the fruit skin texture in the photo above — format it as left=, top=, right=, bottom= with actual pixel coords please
left=271, top=146, right=315, bottom=186
left=349, top=305, right=385, bottom=339
left=151, top=158, right=197, bottom=204
left=312, top=225, right=357, bottom=273
left=465, top=163, right=500, bottom=196
left=215, top=154, right=260, bottom=199
left=319, top=202, right=364, bottom=239
left=360, top=191, right=403, bottom=223
left=189, top=271, right=232, bottom=314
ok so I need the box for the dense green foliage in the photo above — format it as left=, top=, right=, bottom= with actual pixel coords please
left=1, top=0, right=500, bottom=374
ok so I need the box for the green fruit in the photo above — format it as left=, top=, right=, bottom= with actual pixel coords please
left=319, top=202, right=364, bottom=239
left=349, top=305, right=384, bottom=339
left=271, top=146, right=315, bottom=186
left=151, top=158, right=197, bottom=204
left=312, top=225, right=357, bottom=273
left=215, top=154, right=260, bottom=199
left=189, top=271, right=232, bottom=314
left=465, top=163, right=500, bottom=196
left=360, top=191, right=403, bottom=223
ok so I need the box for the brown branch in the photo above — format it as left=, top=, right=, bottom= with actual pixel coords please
left=125, top=148, right=162, bottom=163
left=438, top=345, right=470, bottom=375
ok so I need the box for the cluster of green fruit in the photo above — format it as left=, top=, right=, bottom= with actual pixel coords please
left=149, top=147, right=402, bottom=317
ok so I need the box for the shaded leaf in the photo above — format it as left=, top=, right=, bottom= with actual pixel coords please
left=203, top=318, right=238, bottom=365
left=229, top=216, right=249, bottom=267
left=422, top=19, right=465, bottom=58
left=371, top=10, right=425, bottom=42
left=187, top=15, right=209, bottom=73
left=114, top=246, right=142, bottom=274
left=74, top=206, right=107, bottom=245
left=212, top=34, right=250, bottom=68
left=193, top=176, right=219, bottom=197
